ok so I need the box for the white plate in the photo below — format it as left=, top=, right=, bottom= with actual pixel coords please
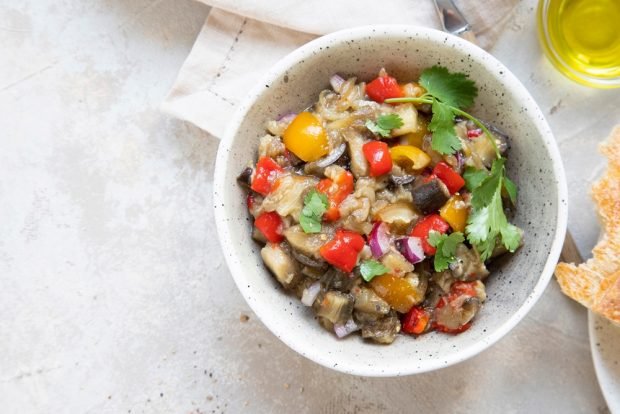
left=589, top=311, right=620, bottom=412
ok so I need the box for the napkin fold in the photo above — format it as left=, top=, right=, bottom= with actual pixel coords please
left=162, top=0, right=520, bottom=138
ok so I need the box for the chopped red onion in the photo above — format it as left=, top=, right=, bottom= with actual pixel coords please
left=334, top=319, right=359, bottom=338
left=315, top=143, right=346, bottom=168
left=369, top=222, right=390, bottom=258
left=301, top=282, right=321, bottom=306
left=397, top=236, right=425, bottom=264
left=277, top=112, right=297, bottom=123
left=329, top=74, right=345, bottom=93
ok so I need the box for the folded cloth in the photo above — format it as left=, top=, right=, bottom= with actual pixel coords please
left=162, top=0, right=519, bottom=138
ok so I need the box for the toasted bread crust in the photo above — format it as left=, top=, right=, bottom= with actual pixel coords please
left=555, top=126, right=620, bottom=324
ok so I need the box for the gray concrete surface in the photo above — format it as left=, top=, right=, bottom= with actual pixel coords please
left=1, top=0, right=617, bottom=412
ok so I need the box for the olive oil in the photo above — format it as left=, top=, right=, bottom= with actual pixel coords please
left=538, top=0, right=620, bottom=88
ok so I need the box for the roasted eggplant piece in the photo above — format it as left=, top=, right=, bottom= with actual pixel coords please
left=450, top=244, right=490, bottom=281
left=313, top=291, right=354, bottom=324
left=359, top=312, right=401, bottom=344
left=411, top=178, right=450, bottom=214
left=434, top=296, right=481, bottom=332
left=236, top=167, right=253, bottom=189
left=352, top=286, right=391, bottom=315
left=320, top=268, right=357, bottom=293
left=260, top=243, right=302, bottom=290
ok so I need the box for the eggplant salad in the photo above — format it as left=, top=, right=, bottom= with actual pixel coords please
left=238, top=66, right=523, bottom=344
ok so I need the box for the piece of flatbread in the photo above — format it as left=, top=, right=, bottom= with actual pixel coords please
left=555, top=126, right=620, bottom=324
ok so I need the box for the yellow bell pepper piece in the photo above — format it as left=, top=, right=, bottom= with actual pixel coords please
left=440, top=195, right=469, bottom=232
left=283, top=112, right=329, bottom=162
left=390, top=145, right=431, bottom=171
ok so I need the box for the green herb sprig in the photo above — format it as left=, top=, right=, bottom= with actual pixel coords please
left=300, top=189, right=328, bottom=233
left=359, top=259, right=389, bottom=282
left=385, top=66, right=497, bottom=156
left=428, top=231, right=465, bottom=272
left=365, top=113, right=404, bottom=138
left=465, top=159, right=521, bottom=260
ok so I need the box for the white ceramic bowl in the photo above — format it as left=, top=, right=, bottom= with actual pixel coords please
left=213, top=25, right=568, bottom=376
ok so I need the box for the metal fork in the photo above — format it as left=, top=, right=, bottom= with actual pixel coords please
left=433, top=0, right=478, bottom=44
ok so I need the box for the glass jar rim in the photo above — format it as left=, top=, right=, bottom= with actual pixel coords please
left=537, top=0, right=620, bottom=89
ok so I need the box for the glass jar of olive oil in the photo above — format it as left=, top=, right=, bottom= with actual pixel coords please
left=537, top=0, right=620, bottom=88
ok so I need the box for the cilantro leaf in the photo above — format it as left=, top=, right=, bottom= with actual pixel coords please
left=300, top=189, right=328, bottom=233
left=501, top=223, right=522, bottom=252
left=465, top=159, right=522, bottom=260
left=419, top=66, right=478, bottom=109
left=471, top=158, right=504, bottom=209
left=503, top=176, right=517, bottom=204
left=429, top=99, right=462, bottom=154
left=359, top=259, right=389, bottom=282
left=366, top=113, right=404, bottom=138
left=463, top=167, right=489, bottom=192
left=427, top=231, right=465, bottom=272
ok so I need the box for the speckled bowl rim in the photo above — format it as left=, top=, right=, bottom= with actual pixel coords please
left=213, top=25, right=568, bottom=377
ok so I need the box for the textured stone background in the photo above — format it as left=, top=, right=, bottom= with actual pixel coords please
left=1, top=0, right=619, bottom=413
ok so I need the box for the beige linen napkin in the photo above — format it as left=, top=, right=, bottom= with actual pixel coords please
left=162, top=1, right=520, bottom=138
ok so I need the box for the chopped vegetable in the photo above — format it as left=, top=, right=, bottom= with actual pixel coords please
left=395, top=237, right=425, bottom=264
left=359, top=259, right=389, bottom=282
left=300, top=189, right=328, bottom=233
left=390, top=145, right=431, bottom=171
left=439, top=195, right=469, bottom=232
left=260, top=243, right=301, bottom=289
left=313, top=291, right=354, bottom=324
left=434, top=281, right=482, bottom=333
left=254, top=212, right=284, bottom=243
left=366, top=74, right=404, bottom=103
left=283, top=112, right=329, bottom=162
left=466, top=158, right=521, bottom=260
left=427, top=231, right=465, bottom=272
left=411, top=178, right=450, bottom=214
left=369, top=221, right=391, bottom=258
left=433, top=162, right=465, bottom=194
left=319, top=228, right=365, bottom=273
left=251, top=156, right=284, bottom=195
left=401, top=306, right=430, bottom=334
left=301, top=281, right=321, bottom=306
left=410, top=214, right=450, bottom=255
left=317, top=170, right=354, bottom=221
left=374, top=202, right=419, bottom=231
left=369, top=274, right=421, bottom=313
left=362, top=141, right=393, bottom=177
left=334, top=319, right=360, bottom=338
left=366, top=113, right=404, bottom=138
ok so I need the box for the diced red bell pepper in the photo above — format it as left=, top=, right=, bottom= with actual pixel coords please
left=362, top=141, right=392, bottom=177
left=450, top=281, right=479, bottom=298
left=366, top=75, right=404, bottom=103
left=254, top=211, right=284, bottom=243
left=434, top=321, right=472, bottom=334
left=402, top=306, right=431, bottom=335
left=319, top=228, right=365, bottom=273
left=433, top=162, right=465, bottom=194
left=317, top=171, right=354, bottom=221
left=251, top=157, right=284, bottom=195
left=467, top=128, right=483, bottom=139
left=410, top=214, right=450, bottom=255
